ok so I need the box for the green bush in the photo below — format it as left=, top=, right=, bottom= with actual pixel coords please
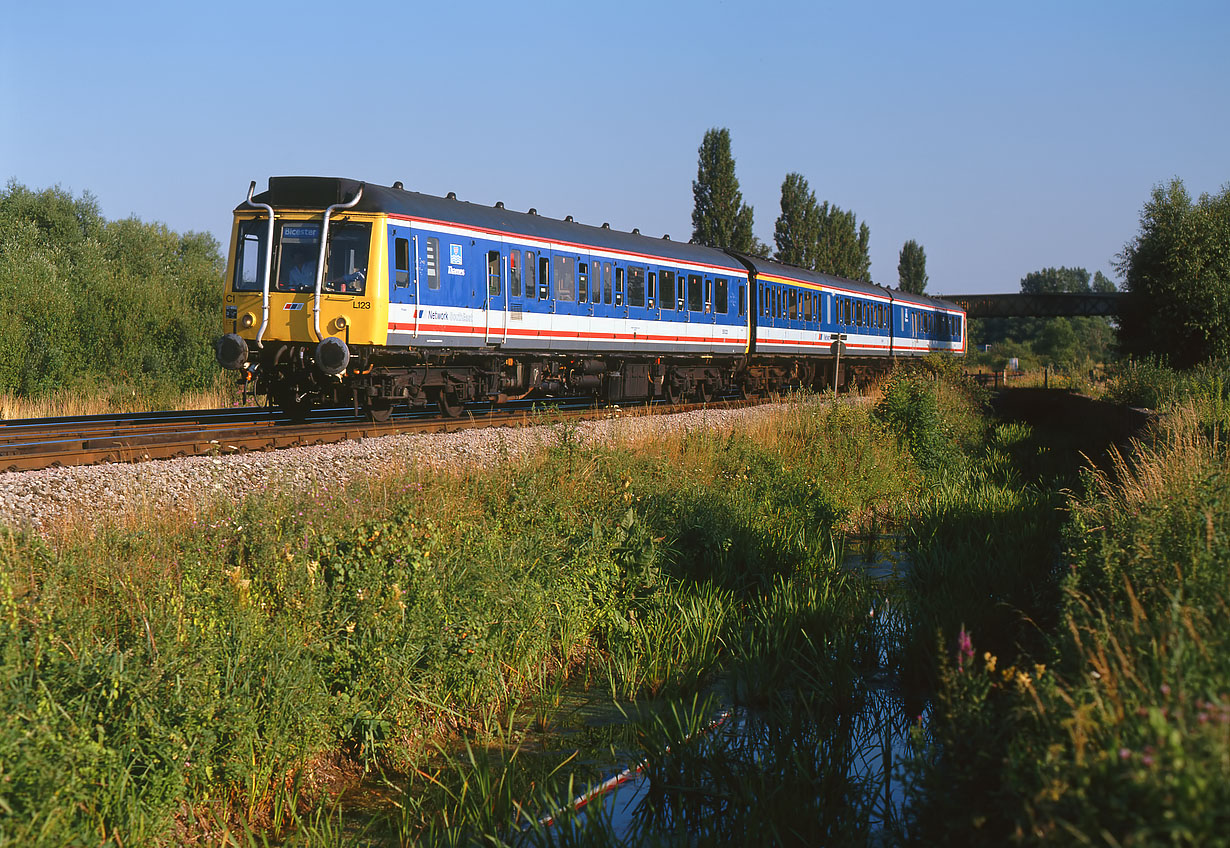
left=0, top=181, right=223, bottom=402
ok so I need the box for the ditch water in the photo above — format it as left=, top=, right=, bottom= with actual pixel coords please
left=527, top=536, right=923, bottom=843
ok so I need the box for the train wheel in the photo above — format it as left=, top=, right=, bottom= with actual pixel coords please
left=367, top=399, right=393, bottom=423
left=664, top=380, right=683, bottom=405
left=695, top=381, right=712, bottom=404
left=436, top=388, right=464, bottom=418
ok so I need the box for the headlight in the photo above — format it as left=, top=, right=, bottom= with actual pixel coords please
left=332, top=315, right=349, bottom=332
left=240, top=312, right=256, bottom=329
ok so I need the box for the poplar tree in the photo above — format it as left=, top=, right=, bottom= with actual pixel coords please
left=897, top=239, right=928, bottom=294
left=774, top=173, right=820, bottom=268
left=815, top=202, right=871, bottom=281
left=691, top=128, right=759, bottom=254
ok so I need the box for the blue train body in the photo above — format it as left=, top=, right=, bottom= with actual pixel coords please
left=215, top=177, right=964, bottom=417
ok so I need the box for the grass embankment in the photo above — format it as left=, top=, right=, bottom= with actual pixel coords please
left=0, top=389, right=952, bottom=846
left=904, top=362, right=1230, bottom=845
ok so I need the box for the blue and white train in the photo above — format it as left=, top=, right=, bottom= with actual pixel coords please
left=215, top=177, right=964, bottom=418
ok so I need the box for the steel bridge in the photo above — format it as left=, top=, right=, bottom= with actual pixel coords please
left=939, top=292, right=1123, bottom=318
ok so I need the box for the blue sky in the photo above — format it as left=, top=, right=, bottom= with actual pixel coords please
left=3, top=0, right=1227, bottom=293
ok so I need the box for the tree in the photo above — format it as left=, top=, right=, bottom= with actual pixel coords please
left=898, top=240, right=928, bottom=294
left=1115, top=178, right=1230, bottom=367
left=691, top=128, right=760, bottom=254
left=773, top=173, right=819, bottom=268
left=814, top=202, right=871, bottom=281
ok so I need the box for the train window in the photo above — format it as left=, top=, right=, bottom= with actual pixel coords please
left=758, top=283, right=765, bottom=316
left=648, top=271, right=656, bottom=308
left=394, top=238, right=410, bottom=288
left=803, top=292, right=811, bottom=321
left=539, top=255, right=550, bottom=299
left=510, top=250, right=522, bottom=297
left=321, top=222, right=370, bottom=295
left=554, top=256, right=575, bottom=301
left=234, top=220, right=265, bottom=292
left=604, top=263, right=613, bottom=304
left=714, top=277, right=728, bottom=314
left=615, top=267, right=624, bottom=306
left=687, top=274, right=703, bottom=311
left=425, top=237, right=440, bottom=290
left=955, top=315, right=962, bottom=339
left=660, top=271, right=676, bottom=312
left=739, top=284, right=745, bottom=316
left=579, top=262, right=589, bottom=303
left=629, top=266, right=645, bottom=307
left=788, top=290, right=797, bottom=320
left=525, top=250, right=536, bottom=297
left=487, top=250, right=502, bottom=297
left=704, top=278, right=712, bottom=312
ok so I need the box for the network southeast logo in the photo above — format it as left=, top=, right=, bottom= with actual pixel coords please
left=450, top=244, right=463, bottom=265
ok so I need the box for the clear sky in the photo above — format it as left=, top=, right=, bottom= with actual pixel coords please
left=3, top=0, right=1227, bottom=294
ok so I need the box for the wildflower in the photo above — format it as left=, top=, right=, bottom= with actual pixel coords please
left=957, top=627, right=974, bottom=673
left=1119, top=747, right=1131, bottom=761
left=1016, top=670, right=1032, bottom=689
left=1034, top=663, right=1046, bottom=680
left=984, top=652, right=997, bottom=673
left=1160, top=683, right=1171, bottom=697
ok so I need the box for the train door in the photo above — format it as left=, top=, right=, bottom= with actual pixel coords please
left=484, top=247, right=506, bottom=344
left=389, top=225, right=416, bottom=337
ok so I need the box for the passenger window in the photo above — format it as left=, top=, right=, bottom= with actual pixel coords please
left=426, top=237, right=440, bottom=290
left=615, top=267, right=624, bottom=306
left=539, top=256, right=550, bottom=299
left=789, top=290, right=797, bottom=320
left=579, top=262, right=589, bottom=303
left=688, top=274, right=703, bottom=311
left=738, top=284, right=745, bottom=317
left=395, top=237, right=410, bottom=287
left=525, top=251, right=536, bottom=298
left=487, top=250, right=502, bottom=297
left=660, top=271, right=675, bottom=312
left=604, top=263, right=613, bottom=304
left=510, top=250, right=522, bottom=298
left=554, top=256, right=575, bottom=301
left=629, top=266, right=645, bottom=307
left=715, top=277, right=728, bottom=314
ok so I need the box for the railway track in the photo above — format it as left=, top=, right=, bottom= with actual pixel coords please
left=0, top=396, right=765, bottom=474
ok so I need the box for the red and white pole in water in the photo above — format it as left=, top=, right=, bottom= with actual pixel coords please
left=536, top=707, right=733, bottom=828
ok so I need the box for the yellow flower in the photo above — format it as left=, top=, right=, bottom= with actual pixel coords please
left=1016, top=671, right=1032, bottom=689
left=984, top=652, right=997, bottom=673
left=1034, top=663, right=1046, bottom=680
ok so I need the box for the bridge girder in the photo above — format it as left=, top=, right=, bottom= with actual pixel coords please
left=939, top=292, right=1123, bottom=319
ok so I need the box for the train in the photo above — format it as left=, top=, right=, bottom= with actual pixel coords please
left=215, top=177, right=965, bottom=419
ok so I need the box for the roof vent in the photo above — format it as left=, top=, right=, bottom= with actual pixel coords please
left=392, top=181, right=404, bottom=190
left=528, top=208, right=537, bottom=215
left=495, top=201, right=504, bottom=209
left=602, top=222, right=610, bottom=229
left=565, top=215, right=574, bottom=222
left=446, top=191, right=457, bottom=200
left=632, top=228, right=640, bottom=235
left=662, top=234, right=670, bottom=240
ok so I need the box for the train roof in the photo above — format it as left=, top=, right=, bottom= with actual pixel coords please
left=243, top=177, right=748, bottom=275
left=736, top=253, right=963, bottom=312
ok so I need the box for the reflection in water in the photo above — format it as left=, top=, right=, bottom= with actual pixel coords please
left=533, top=537, right=925, bottom=843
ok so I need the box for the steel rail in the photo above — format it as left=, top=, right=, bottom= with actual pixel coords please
left=0, top=397, right=771, bottom=474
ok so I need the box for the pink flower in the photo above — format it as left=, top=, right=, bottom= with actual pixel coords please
left=957, top=627, right=974, bottom=672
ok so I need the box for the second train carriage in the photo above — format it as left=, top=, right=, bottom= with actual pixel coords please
left=215, top=177, right=964, bottom=418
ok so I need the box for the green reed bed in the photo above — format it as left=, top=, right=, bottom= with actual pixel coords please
left=0, top=395, right=930, bottom=846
